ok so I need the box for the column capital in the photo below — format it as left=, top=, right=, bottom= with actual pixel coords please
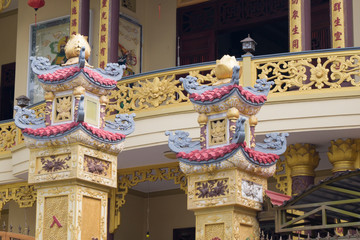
left=328, top=138, right=357, bottom=173
left=285, top=143, right=320, bottom=177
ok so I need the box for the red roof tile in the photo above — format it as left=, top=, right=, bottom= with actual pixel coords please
left=83, top=68, right=117, bottom=86
left=38, top=67, right=117, bottom=86
left=241, top=142, right=279, bottom=164
left=38, top=67, right=81, bottom=82
left=22, top=122, right=125, bottom=142
left=265, top=190, right=291, bottom=206
left=176, top=143, right=240, bottom=162
left=189, top=85, right=267, bottom=104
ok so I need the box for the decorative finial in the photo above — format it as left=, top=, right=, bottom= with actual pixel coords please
left=213, top=55, right=241, bottom=85
left=63, top=34, right=92, bottom=67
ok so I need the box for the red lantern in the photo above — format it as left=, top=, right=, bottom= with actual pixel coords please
left=27, top=0, right=45, bottom=26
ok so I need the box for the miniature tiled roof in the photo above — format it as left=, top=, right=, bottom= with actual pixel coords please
left=189, top=85, right=267, bottom=104
left=240, top=142, right=279, bottom=165
left=176, top=143, right=241, bottom=162
left=265, top=190, right=291, bottom=206
left=22, top=122, right=125, bottom=142
left=176, top=142, right=279, bottom=166
left=38, top=67, right=117, bottom=87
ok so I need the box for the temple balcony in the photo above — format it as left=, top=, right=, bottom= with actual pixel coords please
left=0, top=47, right=359, bottom=183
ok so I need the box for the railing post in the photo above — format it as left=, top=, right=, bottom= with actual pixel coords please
left=242, top=54, right=253, bottom=87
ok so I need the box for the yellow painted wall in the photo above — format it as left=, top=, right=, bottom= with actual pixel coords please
left=0, top=10, right=17, bottom=88
left=115, top=192, right=195, bottom=240
left=120, top=0, right=177, bottom=72
left=7, top=201, right=36, bottom=237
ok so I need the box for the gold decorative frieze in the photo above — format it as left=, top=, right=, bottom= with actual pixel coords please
left=54, top=95, right=73, bottom=122
left=195, top=178, right=229, bottom=199
left=0, top=183, right=36, bottom=210
left=209, top=118, right=227, bottom=146
left=255, top=54, right=360, bottom=93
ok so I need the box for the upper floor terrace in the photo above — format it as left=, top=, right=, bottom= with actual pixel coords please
left=0, top=46, right=359, bottom=185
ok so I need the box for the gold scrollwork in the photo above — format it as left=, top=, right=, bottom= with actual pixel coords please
left=255, top=54, right=360, bottom=93
left=273, top=158, right=291, bottom=196
left=109, top=162, right=187, bottom=233
left=105, top=65, right=217, bottom=116
left=106, top=75, right=189, bottom=114
left=0, top=122, right=17, bottom=153
left=0, top=183, right=36, bottom=210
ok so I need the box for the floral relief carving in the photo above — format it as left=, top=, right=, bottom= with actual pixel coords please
left=39, top=154, right=71, bottom=173
left=84, top=155, right=110, bottom=176
left=195, top=179, right=229, bottom=198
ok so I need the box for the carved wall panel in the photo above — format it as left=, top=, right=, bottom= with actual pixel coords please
left=81, top=196, right=101, bottom=240
left=36, top=154, right=71, bottom=174
left=43, top=196, right=68, bottom=240
left=209, top=118, right=227, bottom=146
left=205, top=223, right=224, bottom=240
left=54, top=95, right=73, bottom=122
left=83, top=155, right=111, bottom=177
left=195, top=178, right=229, bottom=199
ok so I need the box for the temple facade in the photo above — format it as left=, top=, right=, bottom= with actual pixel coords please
left=0, top=0, right=359, bottom=239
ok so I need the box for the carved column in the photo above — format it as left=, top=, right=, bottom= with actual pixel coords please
left=44, top=92, right=54, bottom=126
left=285, top=144, right=320, bottom=195
left=330, top=0, right=353, bottom=48
left=198, top=114, right=208, bottom=149
left=188, top=169, right=265, bottom=240
left=73, top=86, right=85, bottom=121
left=328, top=138, right=357, bottom=173
left=289, top=0, right=311, bottom=52
left=249, top=115, right=257, bottom=149
left=227, top=108, right=240, bottom=143
left=19, top=35, right=132, bottom=240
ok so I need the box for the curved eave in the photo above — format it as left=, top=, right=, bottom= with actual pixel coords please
left=189, top=87, right=267, bottom=107
left=177, top=146, right=241, bottom=165
left=22, top=123, right=125, bottom=144
left=37, top=67, right=118, bottom=90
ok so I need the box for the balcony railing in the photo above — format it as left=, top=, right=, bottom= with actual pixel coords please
left=0, top=47, right=359, bottom=156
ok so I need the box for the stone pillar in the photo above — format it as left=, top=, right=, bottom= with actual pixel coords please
left=328, top=138, right=357, bottom=173
left=187, top=168, right=266, bottom=240
left=330, top=0, right=353, bottom=48
left=289, top=0, right=311, bottom=52
left=285, top=144, right=320, bottom=195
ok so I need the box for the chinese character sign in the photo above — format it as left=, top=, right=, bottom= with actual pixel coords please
left=99, top=0, right=109, bottom=68
left=331, top=0, right=345, bottom=48
left=70, top=0, right=79, bottom=35
left=289, top=0, right=302, bottom=52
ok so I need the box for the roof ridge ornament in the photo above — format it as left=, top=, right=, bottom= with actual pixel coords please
left=14, top=106, right=46, bottom=129
left=104, top=113, right=136, bottom=136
